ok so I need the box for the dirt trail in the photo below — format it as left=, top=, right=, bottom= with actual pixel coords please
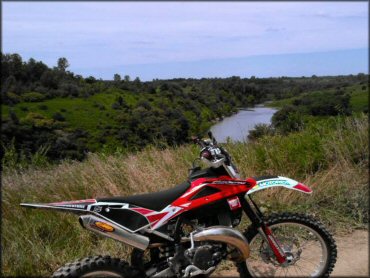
left=216, top=229, right=368, bottom=277
left=331, top=230, right=368, bottom=277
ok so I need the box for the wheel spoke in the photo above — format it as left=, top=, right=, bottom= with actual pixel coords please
left=244, top=216, right=331, bottom=277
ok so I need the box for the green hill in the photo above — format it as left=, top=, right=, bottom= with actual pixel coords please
left=2, top=53, right=368, bottom=162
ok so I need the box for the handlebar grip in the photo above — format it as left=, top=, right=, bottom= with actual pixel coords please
left=192, top=136, right=206, bottom=148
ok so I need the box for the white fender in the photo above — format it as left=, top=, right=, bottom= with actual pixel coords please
left=247, top=176, right=312, bottom=195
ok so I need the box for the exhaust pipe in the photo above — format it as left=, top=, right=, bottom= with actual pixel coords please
left=79, top=215, right=149, bottom=250
left=193, top=226, right=250, bottom=261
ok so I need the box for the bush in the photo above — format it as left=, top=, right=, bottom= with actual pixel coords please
left=20, top=112, right=54, bottom=128
left=52, top=112, right=65, bottom=122
left=6, top=92, right=22, bottom=104
left=248, top=124, right=275, bottom=140
left=22, top=92, right=45, bottom=102
left=271, top=106, right=305, bottom=134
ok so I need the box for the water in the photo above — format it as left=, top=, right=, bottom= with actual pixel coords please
left=210, top=105, right=277, bottom=142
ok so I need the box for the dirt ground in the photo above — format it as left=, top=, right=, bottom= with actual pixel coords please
left=331, top=230, right=368, bottom=277
left=215, top=229, right=368, bottom=277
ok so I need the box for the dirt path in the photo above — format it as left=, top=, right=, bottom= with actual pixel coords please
left=331, top=230, right=368, bottom=277
left=215, top=229, right=368, bottom=277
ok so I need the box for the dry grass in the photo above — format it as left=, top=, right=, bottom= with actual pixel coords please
left=2, top=114, right=368, bottom=276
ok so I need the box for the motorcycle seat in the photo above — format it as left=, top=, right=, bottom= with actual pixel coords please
left=97, top=181, right=191, bottom=211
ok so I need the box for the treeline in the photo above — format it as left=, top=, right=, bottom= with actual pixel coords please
left=2, top=53, right=367, bottom=104
left=1, top=53, right=368, bottom=162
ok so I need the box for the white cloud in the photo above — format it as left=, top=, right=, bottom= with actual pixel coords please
left=3, top=1, right=368, bottom=75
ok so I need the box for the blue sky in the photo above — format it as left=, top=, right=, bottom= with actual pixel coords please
left=3, top=1, right=368, bottom=80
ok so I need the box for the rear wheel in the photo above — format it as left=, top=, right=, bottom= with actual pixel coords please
left=52, top=255, right=137, bottom=278
left=237, top=213, right=337, bottom=277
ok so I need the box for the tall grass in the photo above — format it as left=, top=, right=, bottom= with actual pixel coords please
left=2, top=114, right=368, bottom=276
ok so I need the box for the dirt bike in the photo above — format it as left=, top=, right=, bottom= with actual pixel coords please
left=21, top=132, right=337, bottom=277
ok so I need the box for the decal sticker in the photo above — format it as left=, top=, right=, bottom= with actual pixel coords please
left=227, top=196, right=241, bottom=211
left=246, top=176, right=312, bottom=194
left=258, top=179, right=291, bottom=187
left=212, top=180, right=247, bottom=185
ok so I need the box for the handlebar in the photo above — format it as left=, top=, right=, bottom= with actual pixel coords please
left=191, top=132, right=240, bottom=178
left=193, top=131, right=217, bottom=148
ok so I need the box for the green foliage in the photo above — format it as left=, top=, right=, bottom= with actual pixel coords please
left=2, top=139, right=50, bottom=171
left=247, top=123, right=275, bottom=140
left=350, top=87, right=368, bottom=113
left=21, top=92, right=46, bottom=102
left=232, top=114, right=368, bottom=178
left=1, top=53, right=368, bottom=162
left=271, top=106, right=305, bottom=134
left=267, top=84, right=367, bottom=135
left=292, top=91, right=351, bottom=116
left=57, top=57, right=69, bottom=72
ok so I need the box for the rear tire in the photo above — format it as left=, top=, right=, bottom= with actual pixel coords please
left=52, top=255, right=137, bottom=278
left=237, top=213, right=337, bottom=277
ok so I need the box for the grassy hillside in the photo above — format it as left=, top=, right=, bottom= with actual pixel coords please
left=267, top=83, right=368, bottom=113
left=2, top=89, right=140, bottom=150
left=2, top=113, right=368, bottom=276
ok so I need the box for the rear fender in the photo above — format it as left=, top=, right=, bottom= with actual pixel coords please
left=246, top=176, right=312, bottom=195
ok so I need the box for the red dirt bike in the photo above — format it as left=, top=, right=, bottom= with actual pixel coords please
left=22, top=132, right=337, bottom=277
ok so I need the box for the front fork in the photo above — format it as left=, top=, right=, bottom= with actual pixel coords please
left=241, top=195, right=287, bottom=264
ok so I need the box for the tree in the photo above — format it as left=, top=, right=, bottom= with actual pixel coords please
left=124, top=75, right=130, bottom=82
left=85, top=76, right=96, bottom=84
left=114, top=73, right=121, bottom=83
left=57, top=57, right=70, bottom=72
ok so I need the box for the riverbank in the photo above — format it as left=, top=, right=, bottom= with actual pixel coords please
left=210, top=105, right=277, bottom=142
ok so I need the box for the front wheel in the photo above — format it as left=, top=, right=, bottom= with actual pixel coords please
left=237, top=213, right=337, bottom=277
left=52, top=255, right=137, bottom=278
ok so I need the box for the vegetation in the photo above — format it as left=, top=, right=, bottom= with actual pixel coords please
left=2, top=113, right=367, bottom=276
left=1, top=53, right=368, bottom=276
left=249, top=83, right=368, bottom=139
left=2, top=53, right=368, bottom=162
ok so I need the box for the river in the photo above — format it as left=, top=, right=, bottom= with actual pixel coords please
left=210, top=105, right=277, bottom=142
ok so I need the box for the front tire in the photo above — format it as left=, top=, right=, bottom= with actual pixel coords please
left=237, top=213, right=337, bottom=277
left=52, top=255, right=137, bottom=278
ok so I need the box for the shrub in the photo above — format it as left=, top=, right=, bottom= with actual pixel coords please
left=52, top=112, right=65, bottom=122
left=248, top=124, right=275, bottom=140
left=20, top=112, right=54, bottom=128
left=271, top=106, right=305, bottom=134
left=6, top=92, right=22, bottom=103
left=22, top=92, right=45, bottom=102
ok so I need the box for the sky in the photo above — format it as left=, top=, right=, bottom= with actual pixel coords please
left=3, top=1, right=368, bottom=81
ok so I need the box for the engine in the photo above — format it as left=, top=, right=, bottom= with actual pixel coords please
left=183, top=243, right=223, bottom=277
left=151, top=226, right=249, bottom=277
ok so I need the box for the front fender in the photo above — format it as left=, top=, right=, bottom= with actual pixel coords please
left=246, top=176, right=312, bottom=195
